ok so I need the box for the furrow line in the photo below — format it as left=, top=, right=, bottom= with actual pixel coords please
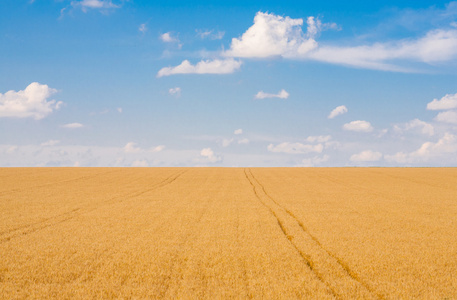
left=0, top=170, right=188, bottom=245
left=243, top=169, right=339, bottom=299
left=248, top=168, right=384, bottom=300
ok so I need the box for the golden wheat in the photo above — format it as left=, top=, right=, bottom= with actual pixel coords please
left=1, top=168, right=456, bottom=299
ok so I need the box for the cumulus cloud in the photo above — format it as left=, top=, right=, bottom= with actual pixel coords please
left=196, top=29, right=225, bottom=40
left=267, top=142, right=323, bottom=154
left=200, top=147, right=221, bottom=163
left=238, top=138, right=250, bottom=144
left=350, top=150, right=383, bottom=162
left=300, top=155, right=329, bottom=167
left=435, top=110, right=457, bottom=124
left=234, top=128, right=243, bottom=135
left=223, top=11, right=457, bottom=72
left=328, top=105, right=348, bottom=119
left=393, top=119, right=434, bottom=136
left=0, top=82, right=62, bottom=120
left=41, top=140, right=60, bottom=147
left=157, top=59, right=242, bottom=77
left=224, top=12, right=326, bottom=58
left=123, top=142, right=141, bottom=153
left=255, top=89, right=289, bottom=99
left=160, top=32, right=179, bottom=43
left=62, top=123, right=83, bottom=129
left=427, top=93, right=457, bottom=110
left=385, top=133, right=457, bottom=164
left=343, top=120, right=373, bottom=132
left=169, top=87, right=181, bottom=97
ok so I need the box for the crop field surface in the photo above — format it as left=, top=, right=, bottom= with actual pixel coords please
left=0, top=168, right=456, bottom=299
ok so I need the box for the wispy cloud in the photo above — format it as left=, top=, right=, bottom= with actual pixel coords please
left=62, top=123, right=84, bottom=129
left=196, top=29, right=225, bottom=40
left=350, top=150, right=383, bottom=162
left=267, top=142, right=323, bottom=154
left=255, top=89, right=289, bottom=100
left=343, top=120, right=373, bottom=132
left=160, top=32, right=179, bottom=43
left=328, top=105, right=348, bottom=119
left=168, top=87, right=181, bottom=97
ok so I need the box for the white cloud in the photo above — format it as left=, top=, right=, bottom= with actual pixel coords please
left=385, top=133, right=457, bottom=164
left=393, top=119, right=434, bottom=136
left=41, top=140, right=60, bottom=147
left=168, top=87, right=181, bottom=97
left=157, top=59, right=242, bottom=77
left=0, top=82, right=62, bottom=120
left=328, top=105, right=348, bottom=119
left=160, top=32, right=178, bottom=43
left=139, top=23, right=147, bottom=33
left=224, top=12, right=323, bottom=58
left=71, top=0, right=119, bottom=12
left=196, top=29, right=225, bottom=40
left=427, top=93, right=457, bottom=110
left=117, top=107, right=122, bottom=113
left=200, top=147, right=221, bottom=163
left=255, top=89, right=289, bottom=99
left=132, top=160, right=148, bottom=167
left=222, top=138, right=234, bottom=147
left=435, top=110, right=457, bottom=124
left=267, top=142, right=323, bottom=154
left=5, top=145, right=18, bottom=154
left=304, top=135, right=332, bottom=143
left=62, top=123, right=83, bottom=129
left=309, top=28, right=457, bottom=72
left=300, top=155, right=329, bottom=167
left=151, top=145, right=165, bottom=152
left=123, top=142, right=141, bottom=153
left=350, top=150, right=383, bottom=162
left=343, top=120, right=373, bottom=132
left=238, top=138, right=250, bottom=144
left=234, top=128, right=243, bottom=135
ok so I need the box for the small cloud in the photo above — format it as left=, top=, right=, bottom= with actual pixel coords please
left=157, top=59, right=242, bottom=77
left=139, top=23, right=147, bottom=33
left=328, top=105, right=348, bottom=119
left=124, top=142, right=141, bottom=153
left=300, top=155, right=329, bottom=167
left=151, top=145, right=165, bottom=152
left=435, top=110, right=457, bottom=124
left=350, top=150, right=382, bottom=162
left=70, top=0, right=120, bottom=13
left=393, top=119, right=434, bottom=136
left=169, top=87, right=181, bottom=97
left=196, top=29, right=225, bottom=40
left=200, top=147, right=221, bottom=163
left=267, top=142, right=323, bottom=154
left=160, top=32, right=179, bottom=43
left=41, top=140, right=60, bottom=146
left=0, top=82, right=62, bottom=120
left=343, top=120, right=373, bottom=132
left=6, top=145, right=18, bottom=154
left=304, top=135, right=332, bottom=143
left=117, top=107, right=122, bottom=113
left=73, top=161, right=81, bottom=167
left=62, top=123, right=83, bottom=129
left=234, top=128, right=243, bottom=135
left=238, top=138, right=250, bottom=144
left=222, top=138, right=234, bottom=147
left=132, top=160, right=148, bottom=167
left=255, top=89, right=289, bottom=100
left=427, top=93, right=457, bottom=110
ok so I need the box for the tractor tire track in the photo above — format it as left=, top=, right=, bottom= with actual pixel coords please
left=245, top=168, right=384, bottom=300
left=0, top=170, right=188, bottom=245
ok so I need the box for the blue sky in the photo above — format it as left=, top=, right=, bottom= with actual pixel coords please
left=1, top=0, right=457, bottom=167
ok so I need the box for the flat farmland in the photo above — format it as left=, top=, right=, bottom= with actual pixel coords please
left=1, top=168, right=456, bottom=299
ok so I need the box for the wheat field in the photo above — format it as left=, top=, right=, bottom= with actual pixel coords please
left=0, top=168, right=456, bottom=299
